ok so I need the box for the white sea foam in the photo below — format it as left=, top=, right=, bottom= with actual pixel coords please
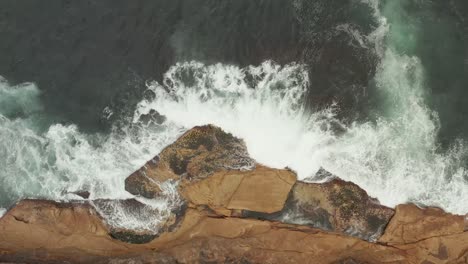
left=0, top=208, right=6, bottom=218
left=1, top=56, right=467, bottom=236
left=1, top=53, right=468, bottom=225
left=0, top=78, right=184, bottom=231
left=135, top=57, right=468, bottom=214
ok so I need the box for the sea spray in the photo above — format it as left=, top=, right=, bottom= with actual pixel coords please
left=136, top=57, right=468, bottom=214
left=2, top=52, right=468, bottom=229
left=0, top=78, right=184, bottom=230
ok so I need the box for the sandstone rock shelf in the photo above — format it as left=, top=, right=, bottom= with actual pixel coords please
left=1, top=125, right=467, bottom=263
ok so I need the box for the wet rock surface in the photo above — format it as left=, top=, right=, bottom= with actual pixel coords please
left=1, top=202, right=467, bottom=264
left=69, top=190, right=91, bottom=199
left=125, top=125, right=255, bottom=198
left=91, top=199, right=186, bottom=244
left=243, top=171, right=394, bottom=241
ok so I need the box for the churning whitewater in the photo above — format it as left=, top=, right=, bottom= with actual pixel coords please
left=0, top=0, right=467, bottom=233
left=1, top=55, right=468, bottom=220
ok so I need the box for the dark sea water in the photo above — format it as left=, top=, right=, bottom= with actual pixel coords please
left=0, top=0, right=467, bottom=228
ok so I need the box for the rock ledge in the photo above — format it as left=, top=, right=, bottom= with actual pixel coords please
left=1, top=125, right=467, bottom=264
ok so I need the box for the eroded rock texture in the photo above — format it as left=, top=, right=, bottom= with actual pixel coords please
left=1, top=200, right=467, bottom=264
left=125, top=125, right=255, bottom=199
left=243, top=173, right=395, bottom=241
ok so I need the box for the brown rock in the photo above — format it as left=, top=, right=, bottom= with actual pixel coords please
left=181, top=165, right=296, bottom=214
left=379, top=203, right=466, bottom=245
left=2, top=126, right=467, bottom=263
left=91, top=199, right=186, bottom=244
left=125, top=125, right=255, bottom=198
left=377, top=204, right=468, bottom=264
left=158, top=211, right=407, bottom=264
left=396, top=232, right=468, bottom=264
left=125, top=126, right=392, bottom=241
left=0, top=199, right=127, bottom=260
left=0, top=201, right=407, bottom=263
left=244, top=169, right=395, bottom=241
left=0, top=197, right=467, bottom=263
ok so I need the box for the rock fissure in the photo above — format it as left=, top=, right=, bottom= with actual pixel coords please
left=385, top=231, right=467, bottom=247
left=226, top=174, right=248, bottom=209
left=12, top=215, right=29, bottom=224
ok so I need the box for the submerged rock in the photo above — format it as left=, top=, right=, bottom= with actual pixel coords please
left=70, top=190, right=91, bottom=199
left=138, top=109, right=167, bottom=125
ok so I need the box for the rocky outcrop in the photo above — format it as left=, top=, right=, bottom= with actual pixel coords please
left=243, top=175, right=395, bottom=241
left=0, top=200, right=123, bottom=259
left=1, top=125, right=467, bottom=263
left=126, top=125, right=391, bottom=240
left=379, top=204, right=467, bottom=245
left=125, top=125, right=255, bottom=199
left=378, top=204, right=468, bottom=264
left=0, top=201, right=402, bottom=263
left=1, top=200, right=467, bottom=263
left=181, top=165, right=296, bottom=215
